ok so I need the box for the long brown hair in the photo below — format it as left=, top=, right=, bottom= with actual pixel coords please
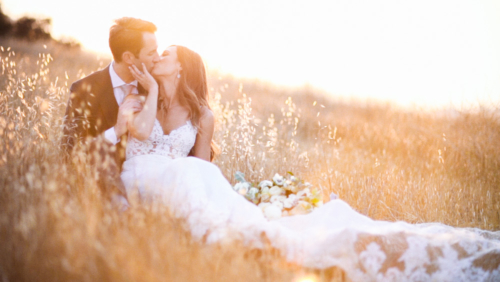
left=173, top=45, right=218, bottom=161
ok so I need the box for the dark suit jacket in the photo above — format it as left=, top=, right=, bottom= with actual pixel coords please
left=62, top=64, right=137, bottom=199
left=62, top=64, right=123, bottom=155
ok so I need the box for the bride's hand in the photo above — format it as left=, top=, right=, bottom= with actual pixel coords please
left=129, top=63, right=158, bottom=93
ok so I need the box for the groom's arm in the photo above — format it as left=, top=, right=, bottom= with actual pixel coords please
left=103, top=96, right=144, bottom=144
left=104, top=127, right=120, bottom=145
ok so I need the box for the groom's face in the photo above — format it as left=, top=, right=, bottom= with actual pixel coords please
left=132, top=32, right=159, bottom=73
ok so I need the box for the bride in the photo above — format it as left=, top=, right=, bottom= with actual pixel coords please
left=120, top=45, right=500, bottom=281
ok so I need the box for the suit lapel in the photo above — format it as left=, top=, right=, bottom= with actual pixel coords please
left=96, top=65, right=119, bottom=129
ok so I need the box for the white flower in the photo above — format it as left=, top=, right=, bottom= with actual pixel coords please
left=283, top=194, right=298, bottom=208
left=288, top=201, right=313, bottom=216
left=246, top=187, right=260, bottom=201
left=283, top=198, right=294, bottom=209
left=272, top=200, right=284, bottom=210
left=314, top=200, right=324, bottom=207
left=287, top=185, right=299, bottom=193
left=258, top=180, right=273, bottom=189
left=259, top=202, right=282, bottom=220
left=260, top=194, right=271, bottom=202
left=258, top=202, right=272, bottom=212
left=234, top=182, right=250, bottom=195
left=284, top=181, right=291, bottom=190
left=272, top=173, right=285, bottom=186
left=290, top=176, right=297, bottom=182
left=264, top=205, right=282, bottom=220
left=270, top=195, right=286, bottom=203
left=296, top=188, right=311, bottom=199
left=269, top=186, right=285, bottom=196
left=260, top=186, right=271, bottom=202
left=298, top=200, right=313, bottom=210
left=307, top=188, right=323, bottom=207
left=232, top=183, right=239, bottom=191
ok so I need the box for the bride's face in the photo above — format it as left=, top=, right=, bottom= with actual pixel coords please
left=151, top=46, right=182, bottom=78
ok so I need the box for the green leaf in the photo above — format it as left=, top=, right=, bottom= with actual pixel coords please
left=235, top=171, right=246, bottom=183
left=287, top=171, right=294, bottom=176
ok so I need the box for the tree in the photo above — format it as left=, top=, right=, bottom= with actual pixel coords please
left=13, top=17, right=51, bottom=41
left=0, top=4, right=79, bottom=48
left=0, top=4, right=13, bottom=37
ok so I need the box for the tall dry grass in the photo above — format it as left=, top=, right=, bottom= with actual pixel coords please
left=210, top=72, right=500, bottom=230
left=0, top=39, right=499, bottom=281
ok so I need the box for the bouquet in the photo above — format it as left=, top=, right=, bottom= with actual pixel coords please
left=232, top=172, right=323, bottom=220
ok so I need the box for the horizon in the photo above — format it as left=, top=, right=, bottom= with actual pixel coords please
left=2, top=0, right=500, bottom=109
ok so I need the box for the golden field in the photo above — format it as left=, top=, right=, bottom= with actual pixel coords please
left=0, top=39, right=499, bottom=281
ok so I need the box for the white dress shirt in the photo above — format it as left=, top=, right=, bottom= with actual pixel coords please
left=104, top=62, right=139, bottom=144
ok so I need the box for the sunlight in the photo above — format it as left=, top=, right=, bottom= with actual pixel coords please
left=297, top=278, right=316, bottom=282
left=294, top=274, right=318, bottom=282
left=3, top=0, right=500, bottom=108
left=2, top=2, right=500, bottom=280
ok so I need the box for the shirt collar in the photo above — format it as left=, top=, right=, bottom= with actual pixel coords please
left=109, top=62, right=138, bottom=88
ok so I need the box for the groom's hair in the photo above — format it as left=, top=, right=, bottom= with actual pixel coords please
left=109, top=17, right=157, bottom=63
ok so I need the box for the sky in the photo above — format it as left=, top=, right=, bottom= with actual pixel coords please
left=3, top=0, right=500, bottom=109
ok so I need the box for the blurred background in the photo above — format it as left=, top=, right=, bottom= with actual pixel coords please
left=2, top=0, right=500, bottom=109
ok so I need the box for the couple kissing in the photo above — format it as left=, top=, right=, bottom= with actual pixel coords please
left=62, top=17, right=214, bottom=206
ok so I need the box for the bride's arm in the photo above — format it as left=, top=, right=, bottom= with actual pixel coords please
left=192, top=107, right=215, bottom=161
left=127, top=64, right=159, bottom=141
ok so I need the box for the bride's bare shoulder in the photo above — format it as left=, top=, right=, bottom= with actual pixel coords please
left=199, top=106, right=214, bottom=129
left=200, top=106, right=214, bottom=119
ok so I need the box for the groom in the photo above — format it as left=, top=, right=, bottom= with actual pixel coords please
left=62, top=17, right=160, bottom=201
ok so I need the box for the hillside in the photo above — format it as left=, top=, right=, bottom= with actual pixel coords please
left=1, top=39, right=499, bottom=281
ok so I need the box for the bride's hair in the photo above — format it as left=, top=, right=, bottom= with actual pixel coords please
left=173, top=45, right=219, bottom=161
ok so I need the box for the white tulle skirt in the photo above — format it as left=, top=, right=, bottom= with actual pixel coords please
left=121, top=155, right=500, bottom=281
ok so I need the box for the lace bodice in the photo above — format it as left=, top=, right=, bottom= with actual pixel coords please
left=126, top=119, right=197, bottom=160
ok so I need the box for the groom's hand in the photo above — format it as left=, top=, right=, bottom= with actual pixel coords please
left=115, top=98, right=143, bottom=137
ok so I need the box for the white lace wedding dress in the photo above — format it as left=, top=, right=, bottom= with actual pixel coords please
left=121, top=119, right=500, bottom=281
